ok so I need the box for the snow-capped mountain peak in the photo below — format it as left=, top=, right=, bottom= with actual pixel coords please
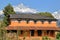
left=14, top=3, right=39, bottom=13
left=52, top=10, right=60, bottom=26
left=0, top=3, right=39, bottom=16
left=0, top=10, right=3, bottom=15
left=52, top=10, right=60, bottom=19
left=18, top=3, right=27, bottom=9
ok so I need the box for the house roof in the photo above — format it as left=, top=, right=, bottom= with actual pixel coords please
left=10, top=13, right=57, bottom=20
left=6, top=26, right=60, bottom=30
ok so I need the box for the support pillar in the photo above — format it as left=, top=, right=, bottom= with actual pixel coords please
left=34, top=30, right=37, bottom=36
left=42, top=30, right=46, bottom=36
left=27, top=30, right=30, bottom=37
left=42, top=31, right=44, bottom=36
left=48, top=31, right=51, bottom=37
left=55, top=31, right=57, bottom=39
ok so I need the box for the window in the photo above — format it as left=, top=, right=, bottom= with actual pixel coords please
left=21, top=30, right=23, bottom=34
left=7, top=30, right=17, bottom=33
left=30, top=30, right=34, bottom=36
left=37, top=30, right=42, bottom=36
left=47, top=30, right=50, bottom=35
left=50, top=30, right=54, bottom=37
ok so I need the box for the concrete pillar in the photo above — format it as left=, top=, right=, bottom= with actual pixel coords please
left=42, top=30, right=44, bottom=36
left=27, top=30, right=30, bottom=37
left=55, top=31, right=57, bottom=39
left=48, top=31, right=51, bottom=37
left=45, top=31, right=47, bottom=36
left=34, top=30, right=37, bottom=36
left=42, top=30, right=47, bottom=36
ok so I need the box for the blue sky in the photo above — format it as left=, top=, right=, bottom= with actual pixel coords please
left=0, top=0, right=60, bottom=12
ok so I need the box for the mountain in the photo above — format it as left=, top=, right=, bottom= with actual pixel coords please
left=0, top=11, right=4, bottom=15
left=0, top=11, right=4, bottom=20
left=57, top=19, right=60, bottom=27
left=13, top=3, right=39, bottom=13
left=0, top=15, right=4, bottom=21
left=0, top=3, right=39, bottom=20
left=0, top=4, right=60, bottom=26
left=0, top=3, right=39, bottom=15
left=52, top=10, right=60, bottom=27
left=52, top=10, right=60, bottom=19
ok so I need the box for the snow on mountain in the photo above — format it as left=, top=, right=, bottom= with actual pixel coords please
left=0, top=3, right=39, bottom=20
left=0, top=10, right=3, bottom=15
left=0, top=3, right=39, bottom=16
left=14, top=3, right=39, bottom=13
left=52, top=10, right=60, bottom=19
left=0, top=11, right=4, bottom=20
left=52, top=10, right=60, bottom=27
left=0, top=10, right=4, bottom=18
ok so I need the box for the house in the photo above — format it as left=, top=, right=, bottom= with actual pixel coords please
left=6, top=13, right=60, bottom=40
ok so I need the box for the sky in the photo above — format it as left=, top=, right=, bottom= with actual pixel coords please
left=0, top=0, right=60, bottom=12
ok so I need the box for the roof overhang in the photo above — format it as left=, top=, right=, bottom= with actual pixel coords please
left=6, top=26, right=60, bottom=30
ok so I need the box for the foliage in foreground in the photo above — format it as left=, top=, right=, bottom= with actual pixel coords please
left=42, top=36, right=51, bottom=40
left=56, top=32, right=60, bottom=40
left=3, top=4, right=16, bottom=27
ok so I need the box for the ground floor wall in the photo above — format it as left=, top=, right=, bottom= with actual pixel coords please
left=7, top=30, right=56, bottom=40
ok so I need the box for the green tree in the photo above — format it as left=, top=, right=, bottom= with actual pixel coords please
left=56, top=32, right=60, bottom=40
left=2, top=4, right=16, bottom=40
left=38, top=12, right=54, bottom=18
left=0, top=21, right=3, bottom=40
left=3, top=4, right=16, bottom=27
left=0, top=21, right=6, bottom=40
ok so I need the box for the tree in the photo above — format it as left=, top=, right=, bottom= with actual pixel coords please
left=56, top=32, right=60, bottom=40
left=38, top=12, right=54, bottom=18
left=3, top=4, right=16, bottom=27
left=0, top=21, right=3, bottom=40
left=3, top=4, right=16, bottom=40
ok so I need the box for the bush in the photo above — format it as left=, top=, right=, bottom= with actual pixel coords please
left=56, top=32, right=60, bottom=40
left=42, top=36, right=51, bottom=40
